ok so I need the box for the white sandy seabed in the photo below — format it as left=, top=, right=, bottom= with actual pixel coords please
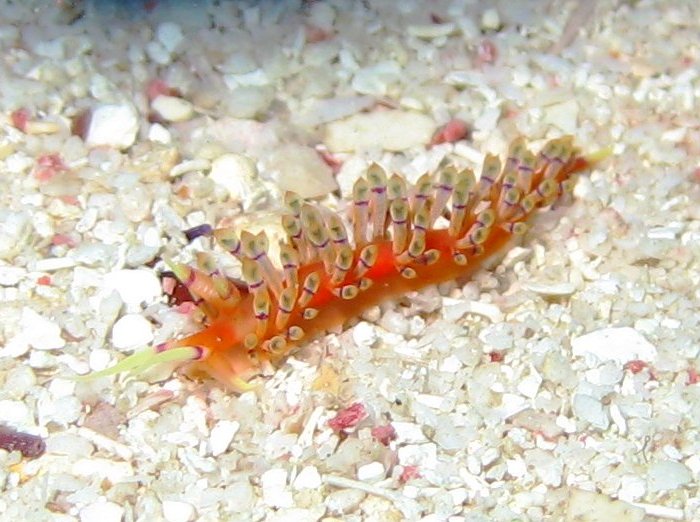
left=0, top=0, right=699, bottom=521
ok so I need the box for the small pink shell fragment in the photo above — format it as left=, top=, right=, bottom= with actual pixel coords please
left=399, top=465, right=421, bottom=483
left=71, top=110, right=91, bottom=139
left=316, top=147, right=343, bottom=173
left=475, top=39, right=498, bottom=66
left=693, top=168, right=700, bottom=183
left=34, top=153, right=68, bottom=182
left=176, top=302, right=198, bottom=315
left=431, top=119, right=470, bottom=145
left=305, top=24, right=333, bottom=43
left=371, top=424, right=397, bottom=446
left=624, top=360, right=648, bottom=374
left=328, top=402, right=367, bottom=432
left=11, top=108, right=30, bottom=132
left=146, top=78, right=180, bottom=101
left=51, top=234, right=77, bottom=247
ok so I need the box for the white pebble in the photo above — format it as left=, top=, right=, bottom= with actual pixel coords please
left=397, top=443, right=437, bottom=470
left=585, top=361, right=623, bottom=386
left=480, top=8, right=501, bottom=30
left=156, top=22, right=184, bottom=53
left=543, top=99, right=580, bottom=134
left=407, top=23, right=456, bottom=39
left=223, top=69, right=269, bottom=88
left=512, top=409, right=563, bottom=440
left=209, top=420, right=240, bottom=457
left=152, top=95, right=194, bottom=122
left=378, top=309, right=410, bottom=335
left=148, top=122, right=172, bottom=144
left=566, top=489, right=644, bottom=522
left=265, top=508, right=325, bottom=522
left=325, top=489, right=366, bottom=515
left=0, top=265, right=26, bottom=285
left=572, top=327, right=657, bottom=365
left=38, top=395, right=82, bottom=426
left=357, top=461, right=385, bottom=482
left=473, top=105, right=501, bottom=134
left=46, top=433, right=94, bottom=457
left=111, top=313, right=154, bottom=350
left=162, top=500, right=195, bottom=522
left=526, top=449, right=562, bottom=486
left=646, top=226, right=678, bottom=240
left=609, top=403, right=627, bottom=434
left=4, top=155, right=33, bottom=176
left=497, top=393, right=529, bottom=419
left=352, top=321, right=377, bottom=347
left=145, top=41, right=171, bottom=65
left=72, top=458, right=134, bottom=483
left=441, top=297, right=503, bottom=323
left=209, top=153, right=258, bottom=204
left=295, top=96, right=374, bottom=127
left=618, top=474, right=646, bottom=502
left=439, top=355, right=463, bottom=373
left=32, top=38, right=66, bottom=60
left=71, top=243, right=116, bottom=267
left=647, top=460, right=692, bottom=492
left=351, top=60, right=401, bottom=96
left=524, top=281, right=577, bottom=296
left=0, top=332, right=29, bottom=357
left=76, top=208, right=99, bottom=234
left=392, top=421, right=428, bottom=444
left=102, top=269, right=162, bottom=310
left=325, top=110, right=435, bottom=152
left=80, top=501, right=124, bottom=522
left=226, top=481, right=254, bottom=512
left=221, top=50, right=257, bottom=74
left=266, top=144, right=337, bottom=199
left=20, top=307, right=66, bottom=350
left=572, top=393, right=609, bottom=430
left=334, top=155, right=370, bottom=195
left=48, top=378, right=75, bottom=398
left=224, top=85, right=274, bottom=118
left=506, top=456, right=527, bottom=478
left=516, top=367, right=543, bottom=399
left=308, top=1, right=335, bottom=29
left=261, top=468, right=293, bottom=508
left=687, top=454, right=700, bottom=475
left=293, top=465, right=322, bottom=490
left=3, top=366, right=36, bottom=399
left=28, top=350, right=55, bottom=369
left=170, top=158, right=210, bottom=178
left=0, top=399, right=32, bottom=425
left=415, top=393, right=447, bottom=410
left=85, top=104, right=139, bottom=150
left=449, top=488, right=468, bottom=507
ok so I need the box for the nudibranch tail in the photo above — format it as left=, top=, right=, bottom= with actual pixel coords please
left=79, top=136, right=604, bottom=388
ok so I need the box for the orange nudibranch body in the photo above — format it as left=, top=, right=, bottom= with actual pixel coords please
left=84, top=137, right=603, bottom=389
left=157, top=137, right=599, bottom=388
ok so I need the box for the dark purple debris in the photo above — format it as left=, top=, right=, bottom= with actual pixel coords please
left=0, top=425, right=46, bottom=459
left=184, top=224, right=212, bottom=242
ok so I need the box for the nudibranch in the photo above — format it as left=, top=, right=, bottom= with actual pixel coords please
left=81, top=137, right=607, bottom=389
